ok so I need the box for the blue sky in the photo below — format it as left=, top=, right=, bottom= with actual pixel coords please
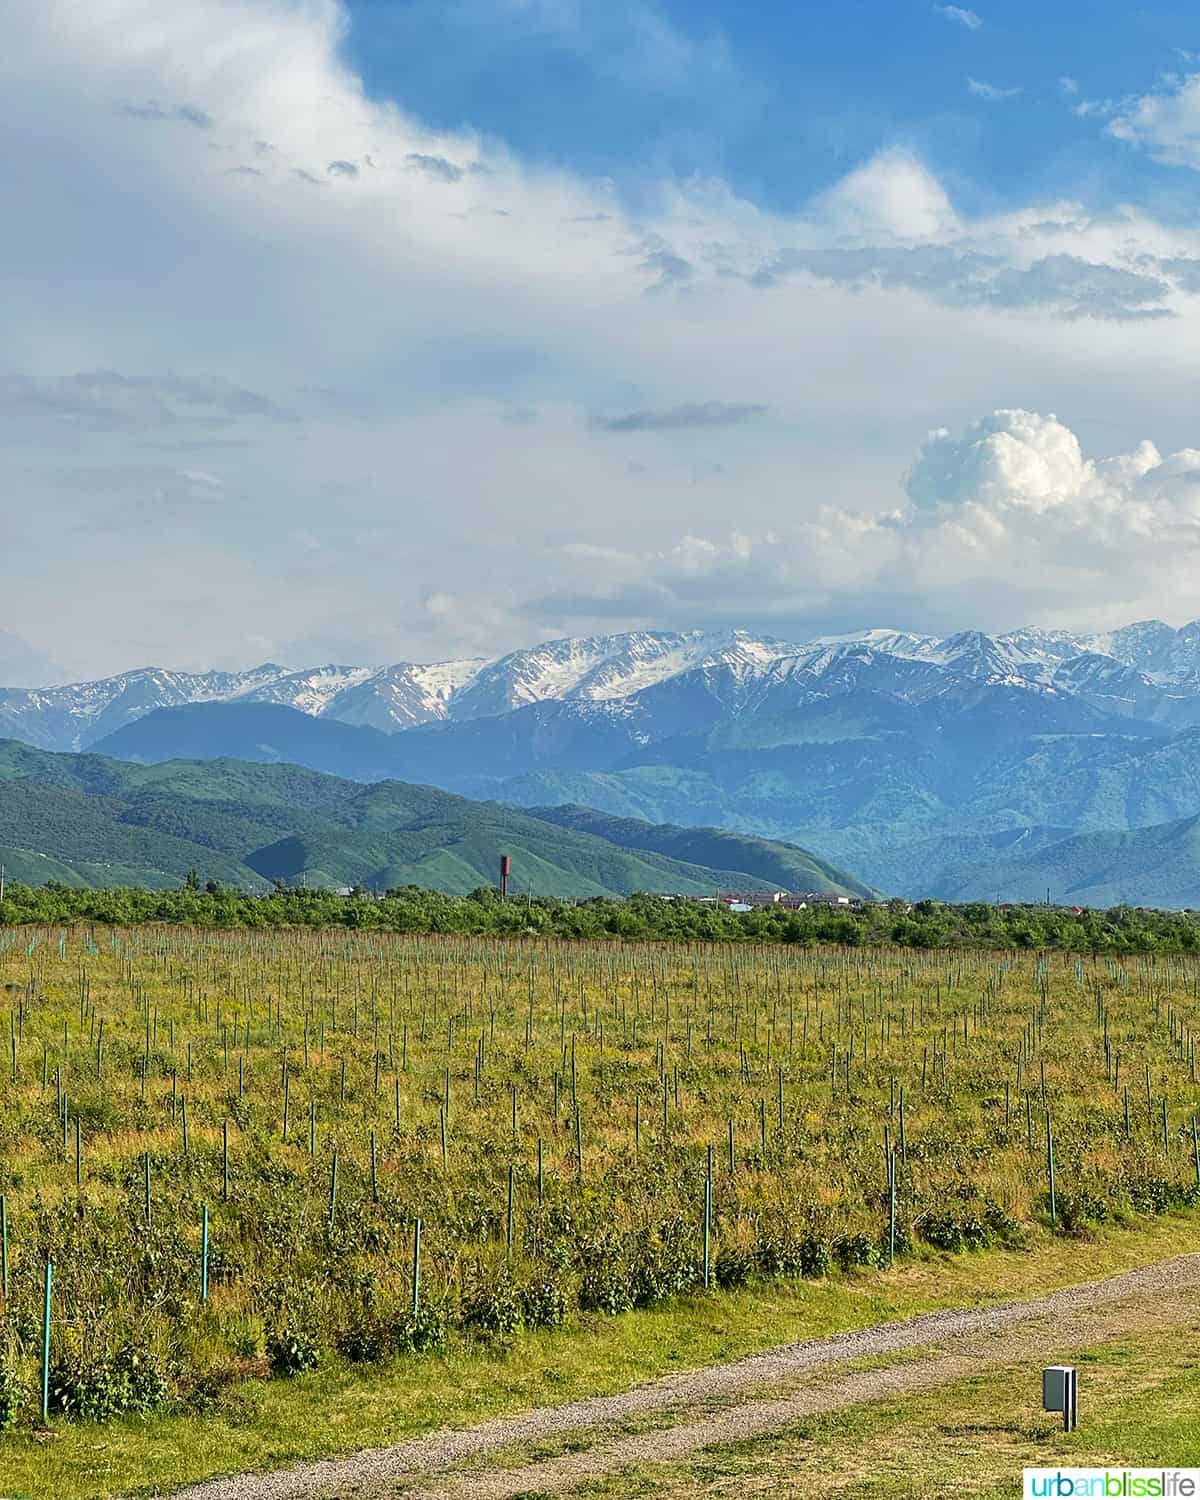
left=6, top=0, right=1200, bottom=680
left=344, top=0, right=1200, bottom=214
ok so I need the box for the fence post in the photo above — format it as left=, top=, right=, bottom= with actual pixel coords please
left=703, top=1173, right=712, bottom=1289
left=1046, top=1110, right=1057, bottom=1227
left=0, top=1195, right=7, bottom=1300
left=201, top=1205, right=209, bottom=1303
left=411, top=1218, right=422, bottom=1314
left=41, top=1260, right=52, bottom=1423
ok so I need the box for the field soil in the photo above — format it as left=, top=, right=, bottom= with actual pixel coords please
left=163, top=1252, right=1200, bottom=1500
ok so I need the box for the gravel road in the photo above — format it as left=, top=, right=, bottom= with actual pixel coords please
left=163, top=1252, right=1200, bottom=1500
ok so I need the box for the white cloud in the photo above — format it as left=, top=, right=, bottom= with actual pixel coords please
left=936, top=5, right=983, bottom=30
left=1108, top=73, right=1200, bottom=169
left=1059, top=76, right=1079, bottom=96
left=5, top=2, right=1200, bottom=675
left=509, top=411, right=1200, bottom=638
left=809, top=147, right=959, bottom=241
left=967, top=77, right=1022, bottom=101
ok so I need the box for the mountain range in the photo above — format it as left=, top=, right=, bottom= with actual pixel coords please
left=11, top=619, right=1200, bottom=904
left=0, top=742, right=870, bottom=899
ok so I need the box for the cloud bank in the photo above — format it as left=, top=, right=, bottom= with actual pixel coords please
left=4, top=1, right=1200, bottom=676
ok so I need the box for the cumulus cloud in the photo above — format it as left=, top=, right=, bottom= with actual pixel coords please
left=598, top=402, right=768, bottom=432
left=502, top=412, right=1200, bottom=639
left=810, top=147, right=959, bottom=241
left=6, top=1, right=1200, bottom=674
left=1108, top=73, right=1200, bottom=168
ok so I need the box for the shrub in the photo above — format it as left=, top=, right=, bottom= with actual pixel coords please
left=919, top=1212, right=965, bottom=1252
left=833, top=1232, right=879, bottom=1271
left=464, top=1275, right=523, bottom=1336
left=48, top=1340, right=169, bottom=1421
left=578, top=1263, right=633, bottom=1315
left=402, top=1301, right=449, bottom=1353
left=628, top=1219, right=701, bottom=1308
left=0, top=1361, right=26, bottom=1430
left=796, top=1234, right=832, bottom=1278
left=520, top=1276, right=568, bottom=1330
left=266, top=1326, right=321, bottom=1377
left=714, top=1245, right=754, bottom=1291
left=335, top=1316, right=390, bottom=1364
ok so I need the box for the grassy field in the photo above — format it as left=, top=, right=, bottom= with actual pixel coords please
left=0, top=927, right=1198, bottom=1496
left=564, top=1316, right=1200, bottom=1499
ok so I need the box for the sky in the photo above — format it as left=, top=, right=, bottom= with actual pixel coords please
left=6, top=0, right=1200, bottom=682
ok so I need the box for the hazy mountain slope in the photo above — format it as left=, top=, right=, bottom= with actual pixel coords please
left=522, top=804, right=877, bottom=898
left=927, top=815, right=1200, bottom=908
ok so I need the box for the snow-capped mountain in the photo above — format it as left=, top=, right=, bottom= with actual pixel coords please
left=8, top=618, right=1200, bottom=755
left=0, top=664, right=289, bottom=752
left=446, top=630, right=801, bottom=722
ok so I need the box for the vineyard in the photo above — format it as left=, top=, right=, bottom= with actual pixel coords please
left=0, top=925, right=1198, bottom=1431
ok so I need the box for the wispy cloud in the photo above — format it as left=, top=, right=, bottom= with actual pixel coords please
left=598, top=402, right=769, bottom=432
left=1059, top=76, right=1080, bottom=96
left=968, top=77, right=1022, bottom=101
left=405, top=153, right=489, bottom=183
left=122, top=100, right=213, bottom=128
left=745, top=247, right=1171, bottom=321
left=936, top=4, right=982, bottom=30
left=0, top=373, right=295, bottom=434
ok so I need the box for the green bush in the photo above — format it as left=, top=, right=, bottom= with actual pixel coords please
left=464, top=1275, right=523, bottom=1336
left=520, top=1276, right=568, bottom=1330
left=714, top=1245, right=754, bottom=1291
left=0, top=1360, right=27, bottom=1430
left=266, top=1325, right=321, bottom=1377
left=833, top=1232, right=879, bottom=1270
left=48, top=1340, right=169, bottom=1421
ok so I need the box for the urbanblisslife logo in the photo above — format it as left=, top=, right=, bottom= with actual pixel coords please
left=1024, top=1472, right=1200, bottom=1497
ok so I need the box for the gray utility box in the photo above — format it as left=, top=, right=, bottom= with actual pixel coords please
left=1042, top=1366, right=1079, bottom=1431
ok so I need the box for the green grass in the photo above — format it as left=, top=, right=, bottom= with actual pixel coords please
left=562, top=1317, right=1200, bottom=1499
left=2, top=928, right=1200, bottom=1498
left=0, top=1212, right=1196, bottom=1499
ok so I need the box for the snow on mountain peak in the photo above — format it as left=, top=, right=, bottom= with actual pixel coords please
left=8, top=620, right=1200, bottom=754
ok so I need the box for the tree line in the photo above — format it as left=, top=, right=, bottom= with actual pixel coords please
left=0, top=880, right=1198, bottom=952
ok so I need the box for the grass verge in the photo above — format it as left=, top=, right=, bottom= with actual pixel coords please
left=566, top=1317, right=1200, bottom=1498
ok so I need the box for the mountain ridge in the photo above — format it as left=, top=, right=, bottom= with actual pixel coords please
left=13, top=617, right=1200, bottom=753
left=0, top=740, right=872, bottom=899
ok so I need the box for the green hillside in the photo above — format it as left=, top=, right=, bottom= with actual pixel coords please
left=0, top=741, right=869, bottom=899
left=524, top=804, right=875, bottom=898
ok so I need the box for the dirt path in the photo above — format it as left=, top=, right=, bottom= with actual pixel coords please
left=164, top=1253, right=1200, bottom=1500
